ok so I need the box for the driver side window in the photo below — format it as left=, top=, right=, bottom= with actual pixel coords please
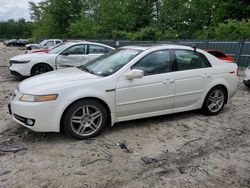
left=132, top=50, right=171, bottom=76
left=63, top=44, right=86, bottom=55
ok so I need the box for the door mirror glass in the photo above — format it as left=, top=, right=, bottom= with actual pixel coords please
left=125, top=69, right=144, bottom=80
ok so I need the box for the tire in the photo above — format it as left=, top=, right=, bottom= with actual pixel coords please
left=31, top=64, right=52, bottom=76
left=202, top=86, right=226, bottom=115
left=63, top=99, right=107, bottom=139
left=244, top=83, right=250, bottom=88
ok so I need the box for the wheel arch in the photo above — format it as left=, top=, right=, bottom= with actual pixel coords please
left=205, top=84, right=229, bottom=105
left=30, top=62, right=53, bottom=75
left=59, top=97, right=111, bottom=133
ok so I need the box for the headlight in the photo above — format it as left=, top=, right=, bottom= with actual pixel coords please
left=19, top=94, right=58, bottom=102
left=12, top=60, right=30, bottom=64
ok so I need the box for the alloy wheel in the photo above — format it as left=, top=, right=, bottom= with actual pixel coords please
left=70, top=105, right=102, bottom=137
left=207, top=89, right=225, bottom=113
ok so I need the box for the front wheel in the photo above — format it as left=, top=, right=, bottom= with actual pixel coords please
left=202, top=86, right=226, bottom=115
left=63, top=99, right=107, bottom=139
left=31, top=64, right=52, bottom=76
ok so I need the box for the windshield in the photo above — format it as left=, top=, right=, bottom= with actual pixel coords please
left=48, top=43, right=71, bottom=54
left=79, top=48, right=142, bottom=76
left=39, top=40, right=48, bottom=46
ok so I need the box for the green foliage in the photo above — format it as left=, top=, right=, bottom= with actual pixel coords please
left=1, top=0, right=249, bottom=40
left=213, top=19, right=250, bottom=40
left=193, top=19, right=250, bottom=40
left=31, top=0, right=83, bottom=39
left=0, top=19, right=32, bottom=39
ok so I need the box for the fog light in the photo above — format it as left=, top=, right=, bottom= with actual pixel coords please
left=26, top=119, right=34, bottom=126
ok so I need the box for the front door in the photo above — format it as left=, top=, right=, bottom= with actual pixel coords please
left=116, top=50, right=175, bottom=119
left=56, top=44, right=88, bottom=69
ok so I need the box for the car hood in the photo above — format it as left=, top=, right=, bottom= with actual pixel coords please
left=10, top=53, right=56, bottom=61
left=25, top=43, right=41, bottom=48
left=18, top=67, right=99, bottom=94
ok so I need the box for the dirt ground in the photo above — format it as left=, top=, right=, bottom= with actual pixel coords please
left=0, top=43, right=249, bottom=188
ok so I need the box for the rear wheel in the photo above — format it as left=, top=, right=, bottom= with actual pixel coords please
left=31, top=64, right=52, bottom=76
left=202, top=86, right=226, bottom=115
left=63, top=99, right=107, bottom=139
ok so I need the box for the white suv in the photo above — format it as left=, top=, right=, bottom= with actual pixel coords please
left=9, top=41, right=114, bottom=77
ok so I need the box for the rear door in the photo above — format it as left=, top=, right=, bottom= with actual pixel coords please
left=173, top=49, right=212, bottom=108
left=56, top=44, right=88, bottom=68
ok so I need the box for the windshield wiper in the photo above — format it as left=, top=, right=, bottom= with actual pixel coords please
left=78, top=66, right=94, bottom=74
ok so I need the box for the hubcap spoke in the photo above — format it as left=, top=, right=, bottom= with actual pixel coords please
left=89, top=121, right=97, bottom=130
left=77, top=124, right=86, bottom=134
left=82, top=106, right=90, bottom=115
left=91, top=111, right=101, bottom=120
left=72, top=116, right=82, bottom=124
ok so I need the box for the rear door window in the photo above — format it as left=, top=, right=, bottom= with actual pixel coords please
left=88, top=44, right=108, bottom=54
left=175, top=50, right=211, bottom=71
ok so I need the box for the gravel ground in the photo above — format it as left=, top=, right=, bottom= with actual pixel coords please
left=0, top=43, right=249, bottom=188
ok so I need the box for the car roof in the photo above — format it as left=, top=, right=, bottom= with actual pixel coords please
left=121, top=44, right=195, bottom=51
left=62, top=41, right=115, bottom=49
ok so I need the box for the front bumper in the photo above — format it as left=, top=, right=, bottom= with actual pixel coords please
left=9, top=91, right=61, bottom=132
left=9, top=63, right=31, bottom=77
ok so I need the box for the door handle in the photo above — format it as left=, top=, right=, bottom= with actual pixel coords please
left=169, top=79, right=175, bottom=83
left=202, top=74, right=212, bottom=78
left=163, top=79, right=175, bottom=84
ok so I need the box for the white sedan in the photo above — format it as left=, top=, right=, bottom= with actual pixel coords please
left=9, top=45, right=238, bottom=139
left=9, top=41, right=114, bottom=77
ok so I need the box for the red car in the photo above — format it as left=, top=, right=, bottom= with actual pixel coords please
left=205, top=49, right=235, bottom=62
left=26, top=48, right=49, bottom=54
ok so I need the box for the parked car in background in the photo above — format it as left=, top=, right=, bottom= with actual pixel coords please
left=25, top=39, right=63, bottom=51
left=205, top=49, right=235, bottom=62
left=3, top=39, right=29, bottom=46
left=15, top=39, right=29, bottom=46
left=8, top=45, right=238, bottom=139
left=243, top=65, right=250, bottom=88
left=3, top=39, right=17, bottom=46
left=9, top=41, right=114, bottom=77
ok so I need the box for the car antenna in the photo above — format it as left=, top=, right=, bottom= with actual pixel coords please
left=192, top=44, right=196, bottom=52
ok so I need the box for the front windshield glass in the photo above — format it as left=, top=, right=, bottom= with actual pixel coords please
left=79, top=48, right=142, bottom=76
left=39, top=40, right=48, bottom=46
left=48, top=43, right=71, bottom=54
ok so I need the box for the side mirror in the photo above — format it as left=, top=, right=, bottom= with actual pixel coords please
left=124, top=69, right=144, bottom=80
left=61, top=52, right=69, bottom=56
